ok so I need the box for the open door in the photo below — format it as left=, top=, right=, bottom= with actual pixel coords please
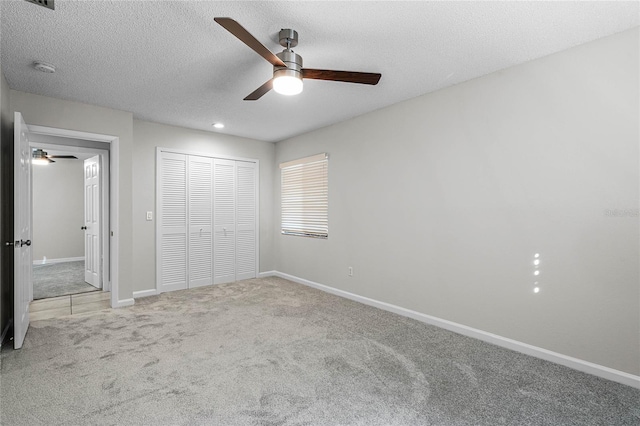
left=14, top=112, right=32, bottom=349
left=83, top=155, right=101, bottom=288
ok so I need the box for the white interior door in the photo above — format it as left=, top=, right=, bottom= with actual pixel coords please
left=236, top=161, right=257, bottom=281
left=14, top=112, right=32, bottom=349
left=213, top=159, right=236, bottom=284
left=83, top=155, right=101, bottom=288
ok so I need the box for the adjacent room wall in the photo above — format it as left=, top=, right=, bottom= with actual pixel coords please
left=274, top=28, right=640, bottom=375
left=9, top=90, right=135, bottom=303
left=0, top=65, right=12, bottom=345
left=132, top=120, right=275, bottom=293
left=32, top=160, right=84, bottom=262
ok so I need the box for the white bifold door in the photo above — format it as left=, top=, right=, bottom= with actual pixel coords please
left=213, top=159, right=236, bottom=284
left=158, top=151, right=257, bottom=293
left=158, top=152, right=188, bottom=292
left=235, top=161, right=257, bottom=281
left=189, top=156, right=214, bottom=288
left=212, top=159, right=257, bottom=283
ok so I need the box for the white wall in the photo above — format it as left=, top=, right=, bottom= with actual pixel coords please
left=10, top=90, right=135, bottom=302
left=32, top=160, right=84, bottom=261
left=274, top=28, right=639, bottom=375
left=132, top=120, right=275, bottom=293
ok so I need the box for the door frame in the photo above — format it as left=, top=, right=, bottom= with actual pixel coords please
left=155, top=147, right=260, bottom=295
left=26, top=125, right=120, bottom=308
left=31, top=142, right=109, bottom=291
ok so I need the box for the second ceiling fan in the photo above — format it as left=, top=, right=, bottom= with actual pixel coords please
left=32, top=148, right=77, bottom=165
left=214, top=17, right=382, bottom=101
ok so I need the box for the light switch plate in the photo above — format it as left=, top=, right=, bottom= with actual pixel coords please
left=146, top=211, right=153, bottom=221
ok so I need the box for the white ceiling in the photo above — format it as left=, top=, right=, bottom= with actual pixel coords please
left=1, top=1, right=638, bottom=142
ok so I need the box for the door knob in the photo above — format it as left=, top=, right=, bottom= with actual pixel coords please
left=81, top=226, right=87, bottom=230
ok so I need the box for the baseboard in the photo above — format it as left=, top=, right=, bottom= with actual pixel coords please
left=112, top=298, right=135, bottom=308
left=133, top=289, right=158, bottom=299
left=33, top=257, right=84, bottom=265
left=269, top=271, right=640, bottom=389
left=258, top=270, right=277, bottom=279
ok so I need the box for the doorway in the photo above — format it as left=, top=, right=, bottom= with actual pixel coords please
left=30, top=143, right=108, bottom=301
left=13, top=114, right=121, bottom=348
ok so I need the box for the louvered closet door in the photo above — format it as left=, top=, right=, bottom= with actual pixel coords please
left=213, top=159, right=236, bottom=284
left=236, top=161, right=257, bottom=280
left=188, top=155, right=213, bottom=288
left=159, top=152, right=188, bottom=292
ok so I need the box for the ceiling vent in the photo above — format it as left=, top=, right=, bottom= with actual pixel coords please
left=24, top=0, right=54, bottom=10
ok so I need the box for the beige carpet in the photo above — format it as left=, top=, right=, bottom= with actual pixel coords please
left=32, top=261, right=98, bottom=300
left=1, top=277, right=638, bottom=425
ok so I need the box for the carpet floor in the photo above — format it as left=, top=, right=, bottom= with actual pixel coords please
left=1, top=277, right=637, bottom=425
left=32, top=261, right=99, bottom=300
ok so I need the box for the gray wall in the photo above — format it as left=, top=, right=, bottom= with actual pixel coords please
left=32, top=160, right=84, bottom=262
left=274, top=28, right=639, bottom=375
left=0, top=65, right=12, bottom=344
left=10, top=90, right=135, bottom=302
left=132, top=120, right=275, bottom=293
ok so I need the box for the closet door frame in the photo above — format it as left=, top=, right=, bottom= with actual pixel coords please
left=155, top=147, right=260, bottom=294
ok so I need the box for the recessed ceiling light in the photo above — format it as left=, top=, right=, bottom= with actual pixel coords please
left=33, top=61, right=55, bottom=73
left=212, top=123, right=224, bottom=129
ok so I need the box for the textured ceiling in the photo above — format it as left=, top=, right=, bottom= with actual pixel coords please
left=1, top=1, right=638, bottom=142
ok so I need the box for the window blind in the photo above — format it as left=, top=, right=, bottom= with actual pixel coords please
left=280, top=153, right=328, bottom=238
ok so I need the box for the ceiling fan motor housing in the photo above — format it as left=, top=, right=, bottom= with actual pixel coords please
left=33, top=148, right=48, bottom=159
left=274, top=49, right=303, bottom=80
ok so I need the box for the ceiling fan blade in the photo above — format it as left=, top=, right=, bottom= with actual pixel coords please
left=48, top=155, right=78, bottom=159
left=244, top=79, right=274, bottom=101
left=214, top=17, right=286, bottom=68
left=302, top=69, right=381, bottom=85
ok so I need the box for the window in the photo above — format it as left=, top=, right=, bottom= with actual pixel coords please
left=280, top=153, right=328, bottom=238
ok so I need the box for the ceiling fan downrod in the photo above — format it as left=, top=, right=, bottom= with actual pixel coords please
left=278, top=28, right=298, bottom=49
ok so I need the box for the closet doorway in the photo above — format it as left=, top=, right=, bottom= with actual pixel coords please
left=156, top=148, right=259, bottom=293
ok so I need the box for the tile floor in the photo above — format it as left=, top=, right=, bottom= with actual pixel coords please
left=30, top=291, right=111, bottom=321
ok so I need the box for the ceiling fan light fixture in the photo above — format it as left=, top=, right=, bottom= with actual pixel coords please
left=32, top=157, right=52, bottom=165
left=273, top=70, right=303, bottom=96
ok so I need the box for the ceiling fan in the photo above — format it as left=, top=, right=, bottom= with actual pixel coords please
left=214, top=18, right=382, bottom=100
left=32, top=148, right=78, bottom=165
